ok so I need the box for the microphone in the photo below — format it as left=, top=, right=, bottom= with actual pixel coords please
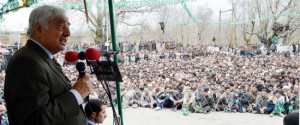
left=78, top=51, right=92, bottom=66
left=85, top=48, right=101, bottom=60
left=65, top=51, right=85, bottom=78
left=78, top=51, right=86, bottom=60
left=76, top=62, right=86, bottom=78
left=65, top=51, right=78, bottom=62
left=65, top=51, right=89, bottom=102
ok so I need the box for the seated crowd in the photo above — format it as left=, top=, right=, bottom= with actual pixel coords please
left=116, top=51, right=299, bottom=117
left=0, top=41, right=299, bottom=120
left=62, top=42, right=299, bottom=117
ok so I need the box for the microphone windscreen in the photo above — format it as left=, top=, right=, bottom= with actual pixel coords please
left=65, top=51, right=78, bottom=62
left=78, top=51, right=85, bottom=60
left=85, top=48, right=101, bottom=60
left=76, top=62, right=85, bottom=71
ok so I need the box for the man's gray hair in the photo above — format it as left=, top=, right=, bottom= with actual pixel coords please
left=27, top=5, right=66, bottom=37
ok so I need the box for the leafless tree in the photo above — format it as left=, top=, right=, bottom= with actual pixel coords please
left=235, top=0, right=256, bottom=45
left=253, top=0, right=299, bottom=46
left=63, top=0, right=158, bottom=44
left=194, top=5, right=213, bottom=44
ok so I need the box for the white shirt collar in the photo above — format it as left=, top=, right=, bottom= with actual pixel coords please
left=30, top=38, right=54, bottom=59
left=87, top=120, right=96, bottom=125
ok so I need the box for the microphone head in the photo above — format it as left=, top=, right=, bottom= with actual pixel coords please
left=65, top=51, right=78, bottom=62
left=85, top=48, right=101, bottom=60
left=78, top=51, right=85, bottom=60
left=76, top=62, right=85, bottom=71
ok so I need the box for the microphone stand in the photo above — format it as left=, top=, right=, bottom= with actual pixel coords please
left=87, top=53, right=122, bottom=125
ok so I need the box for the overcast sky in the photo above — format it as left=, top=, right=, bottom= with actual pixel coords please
left=0, top=0, right=232, bottom=32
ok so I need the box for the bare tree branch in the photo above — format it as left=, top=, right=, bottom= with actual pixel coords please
left=120, top=21, right=142, bottom=27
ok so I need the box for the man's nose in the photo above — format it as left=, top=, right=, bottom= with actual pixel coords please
left=63, top=27, right=70, bottom=37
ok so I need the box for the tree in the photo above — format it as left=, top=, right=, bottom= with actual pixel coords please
left=62, top=0, right=158, bottom=44
left=236, top=0, right=256, bottom=45
left=194, top=5, right=213, bottom=44
left=61, top=0, right=106, bottom=44
left=157, top=6, right=172, bottom=41
left=253, top=0, right=299, bottom=46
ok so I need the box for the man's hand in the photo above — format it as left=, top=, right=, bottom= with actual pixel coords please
left=158, top=99, right=165, bottom=103
left=221, top=93, right=226, bottom=98
left=73, top=75, right=93, bottom=99
left=174, top=101, right=179, bottom=104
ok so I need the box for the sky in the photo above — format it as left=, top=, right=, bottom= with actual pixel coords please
left=0, top=0, right=232, bottom=32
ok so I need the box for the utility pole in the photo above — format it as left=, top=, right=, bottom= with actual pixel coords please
left=242, top=0, right=247, bottom=45
left=219, top=9, right=234, bottom=46
left=219, top=10, right=221, bottom=45
left=230, top=2, right=234, bottom=48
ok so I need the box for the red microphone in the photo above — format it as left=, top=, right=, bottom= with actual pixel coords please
left=65, top=51, right=79, bottom=62
left=85, top=48, right=101, bottom=60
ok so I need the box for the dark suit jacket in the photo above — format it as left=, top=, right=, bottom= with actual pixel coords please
left=4, top=40, right=87, bottom=125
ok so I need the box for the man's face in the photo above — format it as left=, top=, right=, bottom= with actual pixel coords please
left=37, top=17, right=70, bottom=54
left=261, top=91, right=266, bottom=97
left=0, top=109, right=4, bottom=116
left=283, top=88, right=289, bottom=92
left=175, top=90, right=181, bottom=94
left=95, top=105, right=107, bottom=124
left=268, top=87, right=273, bottom=91
left=225, top=89, right=230, bottom=93
left=286, top=90, right=292, bottom=96
left=252, top=86, right=258, bottom=92
left=240, top=88, right=245, bottom=93
left=0, top=105, right=5, bottom=117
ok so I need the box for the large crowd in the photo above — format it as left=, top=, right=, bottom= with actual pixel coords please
left=115, top=44, right=299, bottom=117
left=65, top=41, right=299, bottom=117
left=0, top=41, right=299, bottom=120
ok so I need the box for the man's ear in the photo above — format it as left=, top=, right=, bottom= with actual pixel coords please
left=92, top=112, right=97, bottom=118
left=34, top=22, right=42, bottom=36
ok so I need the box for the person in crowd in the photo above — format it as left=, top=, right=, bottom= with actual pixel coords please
left=155, top=87, right=173, bottom=111
left=121, top=84, right=135, bottom=108
left=269, top=90, right=285, bottom=117
left=169, top=87, right=183, bottom=112
left=218, top=87, right=237, bottom=112
left=140, top=88, right=154, bottom=108
left=183, top=88, right=196, bottom=113
left=236, top=85, right=252, bottom=113
left=130, top=85, right=143, bottom=108
left=283, top=89, right=297, bottom=114
left=253, top=88, right=269, bottom=114
left=194, top=88, right=214, bottom=114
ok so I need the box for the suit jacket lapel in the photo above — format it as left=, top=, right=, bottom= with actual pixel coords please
left=26, top=40, right=71, bottom=89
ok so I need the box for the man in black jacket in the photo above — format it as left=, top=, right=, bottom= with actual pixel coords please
left=4, top=5, right=93, bottom=125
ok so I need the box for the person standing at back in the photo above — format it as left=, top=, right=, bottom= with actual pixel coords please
left=0, top=104, right=8, bottom=125
left=84, top=99, right=107, bottom=125
left=4, top=5, right=93, bottom=125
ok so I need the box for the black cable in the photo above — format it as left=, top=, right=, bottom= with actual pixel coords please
left=101, top=55, right=121, bottom=125
left=102, top=79, right=119, bottom=125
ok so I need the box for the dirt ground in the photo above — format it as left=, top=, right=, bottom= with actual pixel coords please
left=103, top=107, right=284, bottom=125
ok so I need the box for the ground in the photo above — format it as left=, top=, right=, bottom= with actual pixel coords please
left=103, top=108, right=283, bottom=125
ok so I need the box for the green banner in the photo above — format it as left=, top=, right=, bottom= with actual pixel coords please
left=0, top=0, right=39, bottom=23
